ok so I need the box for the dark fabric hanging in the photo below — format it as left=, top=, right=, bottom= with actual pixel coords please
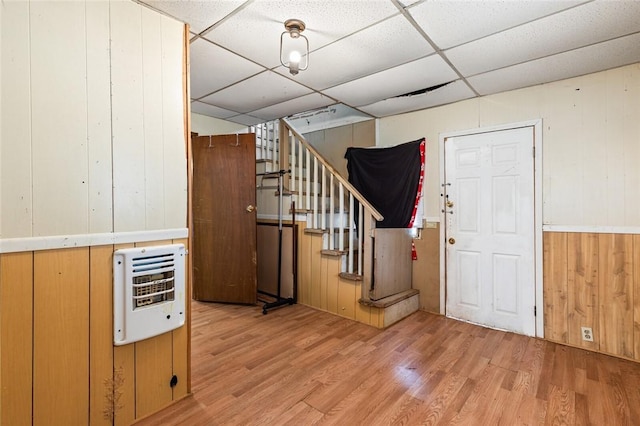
left=345, top=138, right=424, bottom=228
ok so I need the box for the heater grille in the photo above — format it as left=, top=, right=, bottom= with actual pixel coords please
left=113, top=244, right=186, bottom=345
left=131, top=253, right=176, bottom=308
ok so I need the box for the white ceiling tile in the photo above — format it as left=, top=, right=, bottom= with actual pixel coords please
left=447, top=1, right=640, bottom=77
left=227, top=114, right=265, bottom=126
left=274, top=14, right=435, bottom=89
left=199, top=71, right=313, bottom=113
left=250, top=93, right=336, bottom=121
left=140, top=0, right=246, bottom=33
left=204, top=0, right=400, bottom=69
left=467, top=33, right=640, bottom=96
left=409, top=0, right=586, bottom=49
left=323, top=55, right=459, bottom=107
left=190, top=38, right=265, bottom=99
left=190, top=101, right=238, bottom=119
left=360, top=80, right=474, bottom=117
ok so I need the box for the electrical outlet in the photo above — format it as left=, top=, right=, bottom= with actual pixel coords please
left=581, top=326, right=594, bottom=342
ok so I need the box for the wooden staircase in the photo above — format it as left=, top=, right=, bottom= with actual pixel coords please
left=252, top=119, right=419, bottom=328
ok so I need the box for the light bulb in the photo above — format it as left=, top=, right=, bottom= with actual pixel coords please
left=289, top=50, right=301, bottom=64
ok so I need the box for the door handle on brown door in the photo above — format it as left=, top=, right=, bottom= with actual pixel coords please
left=448, top=237, right=456, bottom=244
left=246, top=205, right=255, bottom=212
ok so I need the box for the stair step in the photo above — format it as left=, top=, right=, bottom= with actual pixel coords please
left=359, top=289, right=419, bottom=308
left=339, top=272, right=363, bottom=281
left=321, top=249, right=348, bottom=257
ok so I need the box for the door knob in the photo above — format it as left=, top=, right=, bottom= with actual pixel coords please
left=246, top=205, right=255, bottom=212
left=448, top=237, right=456, bottom=244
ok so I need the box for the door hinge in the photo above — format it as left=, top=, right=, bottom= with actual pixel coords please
left=534, top=306, right=537, bottom=316
left=532, top=146, right=536, bottom=157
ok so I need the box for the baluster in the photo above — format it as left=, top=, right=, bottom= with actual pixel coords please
left=298, top=138, right=303, bottom=210
left=358, top=204, right=363, bottom=275
left=321, top=165, right=326, bottom=231
left=290, top=129, right=296, bottom=193
left=313, top=157, right=318, bottom=228
left=305, top=147, right=311, bottom=211
left=339, top=183, right=344, bottom=253
left=272, top=121, right=278, bottom=171
left=262, top=123, right=267, bottom=161
left=348, top=194, right=354, bottom=274
left=329, top=174, right=335, bottom=250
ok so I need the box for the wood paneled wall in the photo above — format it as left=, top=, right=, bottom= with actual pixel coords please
left=0, top=239, right=189, bottom=425
left=544, top=231, right=640, bottom=361
left=296, top=225, right=385, bottom=328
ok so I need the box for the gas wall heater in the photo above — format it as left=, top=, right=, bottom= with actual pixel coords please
left=113, top=244, right=186, bottom=346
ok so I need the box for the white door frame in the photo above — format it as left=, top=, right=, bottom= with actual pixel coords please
left=438, top=120, right=544, bottom=338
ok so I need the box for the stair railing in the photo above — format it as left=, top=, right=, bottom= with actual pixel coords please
left=251, top=121, right=279, bottom=172
left=280, top=118, right=383, bottom=279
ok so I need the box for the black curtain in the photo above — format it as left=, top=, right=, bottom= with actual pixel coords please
left=345, top=138, right=424, bottom=228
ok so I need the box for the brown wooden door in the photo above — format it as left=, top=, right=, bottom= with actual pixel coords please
left=192, top=133, right=257, bottom=304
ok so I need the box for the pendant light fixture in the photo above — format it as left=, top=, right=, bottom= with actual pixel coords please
left=280, top=19, right=309, bottom=75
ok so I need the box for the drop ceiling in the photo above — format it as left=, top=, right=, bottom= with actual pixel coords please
left=139, top=0, right=640, bottom=127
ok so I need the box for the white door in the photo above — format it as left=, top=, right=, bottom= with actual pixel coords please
left=444, top=126, right=535, bottom=336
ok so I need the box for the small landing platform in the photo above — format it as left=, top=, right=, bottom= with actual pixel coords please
left=359, top=289, right=420, bottom=328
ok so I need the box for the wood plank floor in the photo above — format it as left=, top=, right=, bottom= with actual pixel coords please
left=136, top=302, right=640, bottom=425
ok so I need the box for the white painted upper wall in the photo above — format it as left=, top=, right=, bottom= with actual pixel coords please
left=191, top=113, right=247, bottom=136
left=0, top=0, right=187, bottom=239
left=379, top=63, right=640, bottom=227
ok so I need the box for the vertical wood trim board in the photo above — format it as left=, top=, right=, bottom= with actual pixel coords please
left=543, top=232, right=568, bottom=343
left=544, top=231, right=640, bottom=362
left=0, top=252, right=33, bottom=426
left=598, top=234, right=634, bottom=358
left=634, top=235, right=640, bottom=360
left=33, top=247, right=90, bottom=425
left=567, top=233, right=598, bottom=350
left=90, top=245, right=115, bottom=426
left=113, top=243, right=136, bottom=426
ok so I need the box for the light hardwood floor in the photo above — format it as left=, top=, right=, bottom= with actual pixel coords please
left=136, top=301, right=640, bottom=425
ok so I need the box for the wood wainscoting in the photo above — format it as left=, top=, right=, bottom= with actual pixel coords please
left=543, top=231, right=640, bottom=361
left=0, top=238, right=189, bottom=426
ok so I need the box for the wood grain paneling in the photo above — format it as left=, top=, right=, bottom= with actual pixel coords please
left=325, top=256, right=340, bottom=315
left=90, top=245, right=115, bottom=426
left=337, top=278, right=357, bottom=319
left=599, top=234, right=634, bottom=358
left=543, top=232, right=568, bottom=343
left=113, top=243, right=136, bottom=426
left=413, top=224, right=440, bottom=313
left=544, top=231, right=640, bottom=362
left=113, top=344, right=136, bottom=426
left=0, top=252, right=33, bottom=426
left=298, top=225, right=311, bottom=305
left=567, top=233, right=598, bottom=350
left=635, top=235, right=640, bottom=360
left=320, top=255, right=329, bottom=310
left=135, top=333, right=173, bottom=418
left=309, top=233, right=323, bottom=309
left=33, top=247, right=90, bottom=425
